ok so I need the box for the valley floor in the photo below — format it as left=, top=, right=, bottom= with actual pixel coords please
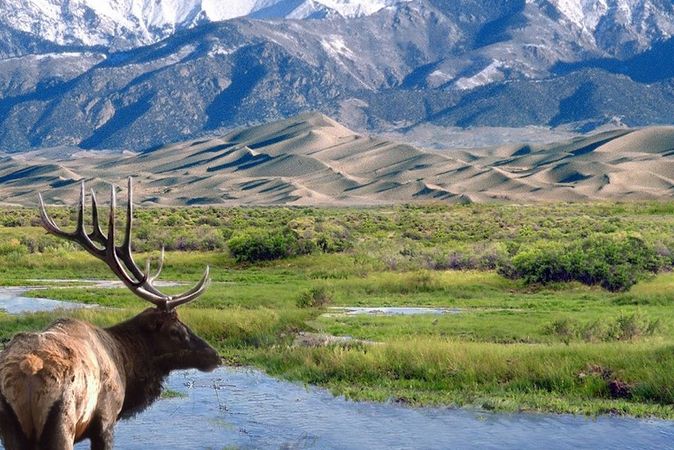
left=1, top=203, right=674, bottom=418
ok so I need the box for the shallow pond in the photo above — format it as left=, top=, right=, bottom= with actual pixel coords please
left=0, top=287, right=92, bottom=314
left=327, top=306, right=462, bottom=316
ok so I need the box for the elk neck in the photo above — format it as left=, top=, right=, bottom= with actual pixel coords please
left=105, top=317, right=170, bottom=419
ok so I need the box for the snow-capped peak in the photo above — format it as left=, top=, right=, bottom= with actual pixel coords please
left=550, top=0, right=611, bottom=31
left=0, top=0, right=412, bottom=50
left=545, top=0, right=674, bottom=54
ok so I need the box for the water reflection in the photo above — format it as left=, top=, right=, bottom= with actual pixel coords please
left=327, top=306, right=462, bottom=316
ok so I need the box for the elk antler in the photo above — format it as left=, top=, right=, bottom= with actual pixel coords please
left=38, top=178, right=209, bottom=311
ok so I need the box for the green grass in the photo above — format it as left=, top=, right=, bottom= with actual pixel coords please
left=3, top=203, right=674, bottom=418
left=250, top=339, right=674, bottom=417
left=160, top=389, right=186, bottom=399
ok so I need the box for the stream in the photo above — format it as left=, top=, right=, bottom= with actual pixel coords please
left=71, top=367, right=674, bottom=450
left=2, top=287, right=674, bottom=449
left=0, top=287, right=92, bottom=314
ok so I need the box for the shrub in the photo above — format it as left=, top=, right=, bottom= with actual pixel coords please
left=390, top=271, right=444, bottom=294
left=287, top=218, right=351, bottom=254
left=507, top=241, right=573, bottom=284
left=545, top=318, right=577, bottom=344
left=227, top=228, right=298, bottom=263
left=502, top=234, right=660, bottom=292
left=296, top=286, right=333, bottom=308
left=192, top=226, right=227, bottom=251
left=610, top=311, right=661, bottom=341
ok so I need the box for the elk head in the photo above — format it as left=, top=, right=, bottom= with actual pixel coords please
left=38, top=178, right=221, bottom=373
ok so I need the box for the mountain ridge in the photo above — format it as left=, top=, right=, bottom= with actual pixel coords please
left=1, top=0, right=673, bottom=151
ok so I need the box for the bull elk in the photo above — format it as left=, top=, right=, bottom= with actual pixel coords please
left=0, top=179, right=221, bottom=450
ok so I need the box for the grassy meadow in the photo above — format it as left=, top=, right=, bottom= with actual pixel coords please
left=2, top=203, right=674, bottom=417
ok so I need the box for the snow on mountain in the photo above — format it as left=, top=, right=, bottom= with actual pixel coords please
left=0, top=0, right=410, bottom=51
left=547, top=0, right=674, bottom=55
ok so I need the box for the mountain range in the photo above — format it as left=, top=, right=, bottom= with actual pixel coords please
left=0, top=0, right=407, bottom=54
left=3, top=112, right=674, bottom=206
left=0, top=0, right=673, bottom=153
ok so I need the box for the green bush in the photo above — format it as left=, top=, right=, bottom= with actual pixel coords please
left=287, top=217, right=351, bottom=254
left=502, top=234, right=661, bottom=292
left=227, top=228, right=299, bottom=263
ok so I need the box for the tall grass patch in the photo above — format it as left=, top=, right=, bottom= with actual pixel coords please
left=254, top=339, right=674, bottom=415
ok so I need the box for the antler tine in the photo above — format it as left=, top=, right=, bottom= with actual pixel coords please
left=99, top=184, right=164, bottom=303
left=165, top=266, right=210, bottom=309
left=107, top=184, right=116, bottom=250
left=148, top=247, right=165, bottom=283
left=76, top=182, right=85, bottom=234
left=39, top=185, right=104, bottom=258
left=122, top=177, right=133, bottom=253
left=102, top=184, right=144, bottom=288
left=38, top=192, right=69, bottom=237
left=88, top=188, right=106, bottom=246
left=111, top=179, right=165, bottom=297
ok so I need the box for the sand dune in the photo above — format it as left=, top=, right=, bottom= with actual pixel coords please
left=3, top=112, right=674, bottom=206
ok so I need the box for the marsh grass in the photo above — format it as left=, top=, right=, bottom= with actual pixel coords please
left=252, top=339, right=674, bottom=417
left=296, top=286, right=333, bottom=308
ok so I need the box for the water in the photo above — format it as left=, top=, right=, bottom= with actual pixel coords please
left=3, top=367, right=674, bottom=449
left=0, top=287, right=92, bottom=314
left=63, top=367, right=674, bottom=450
left=0, top=281, right=177, bottom=314
left=327, top=306, right=462, bottom=316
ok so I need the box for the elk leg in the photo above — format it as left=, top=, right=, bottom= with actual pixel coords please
left=37, top=399, right=75, bottom=450
left=0, top=394, right=30, bottom=450
left=87, top=416, right=115, bottom=450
